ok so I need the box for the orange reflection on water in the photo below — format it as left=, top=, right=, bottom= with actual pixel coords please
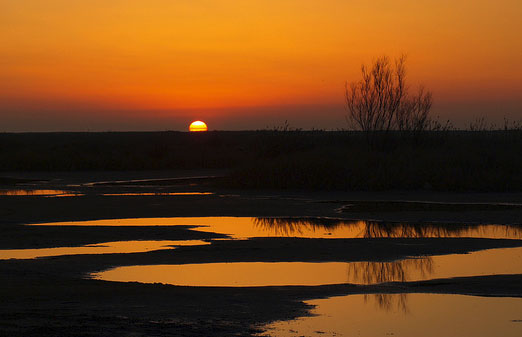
left=28, top=217, right=284, bottom=238
left=365, top=293, right=409, bottom=313
left=101, top=192, right=213, bottom=196
left=0, top=189, right=83, bottom=197
left=0, top=240, right=209, bottom=260
left=254, top=218, right=522, bottom=240
left=347, top=258, right=434, bottom=285
left=262, top=294, right=522, bottom=337
left=28, top=217, right=522, bottom=240
left=92, top=247, right=522, bottom=287
left=347, top=248, right=522, bottom=285
left=92, top=262, right=350, bottom=287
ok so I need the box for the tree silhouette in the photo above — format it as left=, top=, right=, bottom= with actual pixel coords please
left=345, top=55, right=432, bottom=144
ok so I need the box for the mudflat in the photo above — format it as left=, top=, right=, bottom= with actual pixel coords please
left=1, top=171, right=522, bottom=336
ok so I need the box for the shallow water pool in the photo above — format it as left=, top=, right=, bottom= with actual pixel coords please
left=91, top=247, right=522, bottom=287
left=0, top=189, right=82, bottom=197
left=260, top=294, right=522, bottom=337
left=28, top=217, right=522, bottom=240
left=0, top=240, right=209, bottom=260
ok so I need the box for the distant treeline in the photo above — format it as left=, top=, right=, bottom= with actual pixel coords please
left=1, top=130, right=521, bottom=191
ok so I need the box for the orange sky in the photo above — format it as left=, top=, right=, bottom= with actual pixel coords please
left=1, top=0, right=521, bottom=131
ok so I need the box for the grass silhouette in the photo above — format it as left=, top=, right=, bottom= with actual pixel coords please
left=1, top=128, right=521, bottom=191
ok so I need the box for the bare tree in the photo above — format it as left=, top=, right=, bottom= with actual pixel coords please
left=345, top=56, right=432, bottom=143
left=396, top=86, right=433, bottom=136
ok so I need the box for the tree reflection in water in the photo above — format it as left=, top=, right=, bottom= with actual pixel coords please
left=253, top=217, right=522, bottom=239
left=346, top=258, right=434, bottom=284
left=253, top=217, right=348, bottom=236
left=253, top=217, right=522, bottom=313
left=348, top=258, right=433, bottom=313
left=365, top=293, right=410, bottom=313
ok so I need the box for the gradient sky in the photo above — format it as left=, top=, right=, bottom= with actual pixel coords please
left=1, top=0, right=521, bottom=131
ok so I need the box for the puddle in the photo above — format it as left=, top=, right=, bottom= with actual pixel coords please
left=0, top=189, right=83, bottom=197
left=260, top=294, right=522, bottom=337
left=28, top=217, right=522, bottom=240
left=91, top=247, right=522, bottom=287
left=101, top=192, right=213, bottom=196
left=27, top=217, right=522, bottom=283
left=91, top=262, right=350, bottom=287
left=0, top=240, right=209, bottom=260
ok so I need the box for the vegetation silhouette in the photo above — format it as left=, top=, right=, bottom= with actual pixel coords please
left=345, top=56, right=433, bottom=145
left=1, top=117, right=521, bottom=192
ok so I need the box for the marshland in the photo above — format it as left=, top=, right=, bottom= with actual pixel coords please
left=1, top=129, right=522, bottom=336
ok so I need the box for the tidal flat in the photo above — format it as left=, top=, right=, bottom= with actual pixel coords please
left=2, top=171, right=522, bottom=336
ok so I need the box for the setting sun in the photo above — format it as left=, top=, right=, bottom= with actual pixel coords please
left=189, top=121, right=208, bottom=132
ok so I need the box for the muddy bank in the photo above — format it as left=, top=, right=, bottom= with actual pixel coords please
left=0, top=224, right=223, bottom=249
left=2, top=170, right=522, bottom=225
left=3, top=237, right=522, bottom=277
left=3, top=191, right=522, bottom=227
left=2, top=234, right=522, bottom=336
left=2, top=173, right=522, bottom=336
left=2, top=267, right=522, bottom=337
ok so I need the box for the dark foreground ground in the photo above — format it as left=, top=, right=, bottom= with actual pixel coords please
left=2, top=171, right=522, bottom=336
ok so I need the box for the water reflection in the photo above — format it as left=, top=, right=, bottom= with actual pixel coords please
left=92, top=247, right=522, bottom=288
left=347, top=247, right=522, bottom=285
left=261, top=294, right=522, bottom=337
left=348, top=247, right=522, bottom=312
left=0, top=240, right=209, bottom=260
left=365, top=293, right=409, bottom=313
left=101, top=192, right=213, bottom=196
left=91, top=262, right=352, bottom=287
left=347, top=258, right=434, bottom=284
left=29, top=217, right=522, bottom=240
left=255, top=217, right=522, bottom=239
left=348, top=259, right=432, bottom=313
left=0, top=189, right=83, bottom=197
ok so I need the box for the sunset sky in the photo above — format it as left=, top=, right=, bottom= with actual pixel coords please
left=1, top=0, right=521, bottom=131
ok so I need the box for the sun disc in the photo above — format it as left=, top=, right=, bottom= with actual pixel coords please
left=189, top=120, right=208, bottom=132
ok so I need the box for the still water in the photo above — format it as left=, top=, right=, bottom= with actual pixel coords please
left=0, top=240, right=209, bottom=260
left=0, top=189, right=82, bottom=197
left=91, top=247, right=522, bottom=287
left=28, top=217, right=522, bottom=240
left=10, top=215, right=522, bottom=335
left=260, top=294, right=522, bottom=337
left=101, top=192, right=213, bottom=196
